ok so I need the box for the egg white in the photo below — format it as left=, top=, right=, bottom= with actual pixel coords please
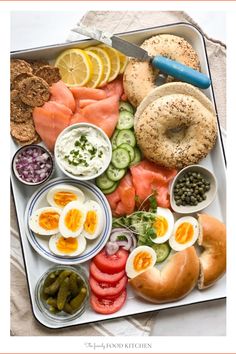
left=29, top=207, right=61, bottom=236
left=169, top=216, right=199, bottom=251
left=59, top=201, right=87, bottom=238
left=81, top=200, right=104, bottom=240
left=49, top=233, right=87, bottom=256
left=151, top=207, right=174, bottom=244
left=46, top=184, right=85, bottom=209
left=125, top=246, right=157, bottom=279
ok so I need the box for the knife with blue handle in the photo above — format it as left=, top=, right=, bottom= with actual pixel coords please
left=72, top=24, right=211, bottom=89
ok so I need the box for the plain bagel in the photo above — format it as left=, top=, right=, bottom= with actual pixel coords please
left=129, top=247, right=199, bottom=304
left=198, top=214, right=226, bottom=289
left=123, top=34, right=200, bottom=107
left=134, top=82, right=217, bottom=169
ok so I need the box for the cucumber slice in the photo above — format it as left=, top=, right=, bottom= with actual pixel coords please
left=130, top=147, right=142, bottom=166
left=101, top=182, right=118, bottom=195
left=119, top=143, right=135, bottom=162
left=116, top=129, right=136, bottom=147
left=106, top=164, right=126, bottom=181
left=152, top=243, right=171, bottom=263
left=111, top=129, right=120, bottom=150
left=119, top=101, right=134, bottom=114
left=96, top=172, right=115, bottom=190
left=111, top=148, right=130, bottom=169
left=117, top=111, right=134, bottom=130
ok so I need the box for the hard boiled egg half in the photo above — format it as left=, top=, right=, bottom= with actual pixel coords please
left=151, top=207, right=174, bottom=244
left=59, top=201, right=87, bottom=238
left=47, top=184, right=85, bottom=209
left=125, top=246, right=157, bottom=279
left=81, top=200, right=104, bottom=240
left=169, top=216, right=199, bottom=251
left=29, top=207, right=61, bottom=236
left=49, top=233, right=86, bottom=256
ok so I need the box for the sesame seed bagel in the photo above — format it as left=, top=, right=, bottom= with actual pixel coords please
left=134, top=82, right=217, bottom=169
left=123, top=34, right=200, bottom=107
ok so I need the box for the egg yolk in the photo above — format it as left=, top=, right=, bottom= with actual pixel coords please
left=84, top=210, right=97, bottom=235
left=65, top=209, right=83, bottom=232
left=56, top=236, right=78, bottom=254
left=175, top=222, right=194, bottom=244
left=54, top=192, right=77, bottom=207
left=153, top=216, right=168, bottom=237
left=134, top=252, right=152, bottom=271
left=39, top=211, right=60, bottom=230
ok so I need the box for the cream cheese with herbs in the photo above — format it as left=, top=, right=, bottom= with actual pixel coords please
left=56, top=127, right=110, bottom=176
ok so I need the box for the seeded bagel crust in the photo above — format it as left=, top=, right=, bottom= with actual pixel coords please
left=134, top=83, right=217, bottom=169
left=123, top=34, right=200, bottom=107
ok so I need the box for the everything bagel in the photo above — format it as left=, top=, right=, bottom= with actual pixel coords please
left=123, top=34, right=200, bottom=107
left=134, top=82, right=217, bottom=169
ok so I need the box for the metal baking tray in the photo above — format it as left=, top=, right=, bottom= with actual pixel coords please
left=11, top=22, right=226, bottom=329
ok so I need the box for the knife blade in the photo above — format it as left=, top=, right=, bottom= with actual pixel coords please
left=72, top=24, right=211, bottom=89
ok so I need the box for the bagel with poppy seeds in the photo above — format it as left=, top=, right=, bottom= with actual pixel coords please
left=134, top=82, right=217, bottom=169
left=198, top=213, right=226, bottom=289
left=129, top=247, right=199, bottom=304
left=123, top=34, right=200, bottom=107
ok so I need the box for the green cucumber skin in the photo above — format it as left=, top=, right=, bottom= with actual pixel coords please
left=111, top=148, right=130, bottom=169
left=106, top=165, right=126, bottom=182
left=116, top=129, right=136, bottom=147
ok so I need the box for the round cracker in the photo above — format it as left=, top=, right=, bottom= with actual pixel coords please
left=12, top=72, right=34, bottom=91
left=19, top=77, right=50, bottom=107
left=35, top=65, right=61, bottom=85
left=10, top=119, right=36, bottom=142
left=10, top=59, right=33, bottom=82
left=10, top=90, right=33, bottom=123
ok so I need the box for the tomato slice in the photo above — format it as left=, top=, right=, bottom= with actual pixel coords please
left=90, top=289, right=127, bottom=314
left=89, top=275, right=127, bottom=298
left=93, top=248, right=129, bottom=274
left=90, top=261, right=125, bottom=284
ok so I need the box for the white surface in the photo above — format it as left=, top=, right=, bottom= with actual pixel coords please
left=10, top=11, right=226, bottom=336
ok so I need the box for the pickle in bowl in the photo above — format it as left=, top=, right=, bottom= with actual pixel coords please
left=35, top=265, right=89, bottom=322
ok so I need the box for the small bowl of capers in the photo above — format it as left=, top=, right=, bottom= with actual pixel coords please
left=170, top=165, right=217, bottom=214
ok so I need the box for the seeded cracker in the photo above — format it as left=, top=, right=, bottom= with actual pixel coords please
left=35, top=65, right=61, bottom=85
left=12, top=72, right=34, bottom=90
left=10, top=90, right=33, bottom=123
left=27, top=60, right=49, bottom=74
left=19, top=77, right=50, bottom=107
left=10, top=59, right=33, bottom=83
left=10, top=119, right=37, bottom=143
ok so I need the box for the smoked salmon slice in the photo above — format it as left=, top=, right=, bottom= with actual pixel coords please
left=78, top=95, right=120, bottom=138
left=70, top=87, right=107, bottom=101
left=106, top=173, right=136, bottom=217
left=130, top=160, right=177, bottom=209
left=103, top=76, right=124, bottom=98
left=33, top=101, right=72, bottom=151
left=50, top=80, right=76, bottom=113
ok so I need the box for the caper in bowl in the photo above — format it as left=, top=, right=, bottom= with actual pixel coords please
left=170, top=165, right=217, bottom=214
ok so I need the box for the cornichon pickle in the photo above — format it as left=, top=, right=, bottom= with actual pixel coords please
left=46, top=297, right=58, bottom=308
left=49, top=305, right=59, bottom=314
left=69, top=272, right=82, bottom=297
left=70, top=287, right=87, bottom=310
left=57, top=277, right=70, bottom=310
left=44, top=270, right=72, bottom=295
left=63, top=302, right=74, bottom=315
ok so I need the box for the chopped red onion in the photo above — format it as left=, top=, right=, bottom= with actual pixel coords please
left=14, top=146, right=53, bottom=184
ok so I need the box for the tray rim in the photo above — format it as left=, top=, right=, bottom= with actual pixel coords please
left=10, top=21, right=227, bottom=330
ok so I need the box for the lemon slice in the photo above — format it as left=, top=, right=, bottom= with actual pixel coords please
left=55, top=48, right=92, bottom=86
left=118, top=52, right=128, bottom=74
left=86, top=46, right=111, bottom=87
left=99, top=45, right=120, bottom=82
left=84, top=50, right=104, bottom=88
